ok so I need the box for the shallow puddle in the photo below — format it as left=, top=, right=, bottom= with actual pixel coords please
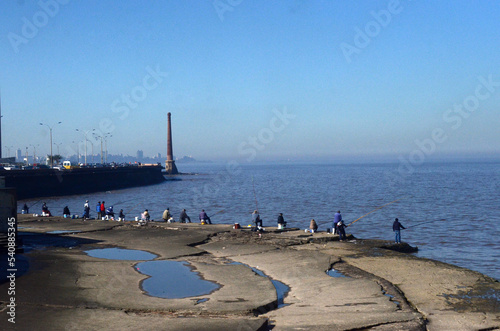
left=326, top=268, right=348, bottom=278
left=382, top=291, right=401, bottom=308
left=85, top=248, right=157, bottom=261
left=135, top=260, right=220, bottom=299
left=47, top=230, right=81, bottom=234
left=230, top=262, right=290, bottom=308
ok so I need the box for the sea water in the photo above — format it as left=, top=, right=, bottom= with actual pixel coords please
left=20, top=162, right=500, bottom=281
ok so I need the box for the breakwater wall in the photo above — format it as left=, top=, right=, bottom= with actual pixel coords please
left=1, top=166, right=166, bottom=200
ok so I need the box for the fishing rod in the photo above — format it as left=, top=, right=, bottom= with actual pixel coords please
left=28, top=199, right=43, bottom=209
left=208, top=209, right=225, bottom=218
left=347, top=197, right=406, bottom=227
left=125, top=200, right=146, bottom=215
left=317, top=197, right=406, bottom=228
left=251, top=175, right=259, bottom=211
left=405, top=219, right=444, bottom=229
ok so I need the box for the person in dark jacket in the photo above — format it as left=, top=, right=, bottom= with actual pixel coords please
left=337, top=219, right=347, bottom=241
left=277, top=213, right=286, bottom=229
left=118, top=209, right=125, bottom=221
left=199, top=209, right=211, bottom=224
left=180, top=209, right=191, bottom=223
left=392, top=218, right=405, bottom=243
left=83, top=205, right=90, bottom=219
left=63, top=206, right=70, bottom=217
left=106, top=206, right=115, bottom=218
left=333, top=211, right=342, bottom=235
left=252, top=210, right=262, bottom=231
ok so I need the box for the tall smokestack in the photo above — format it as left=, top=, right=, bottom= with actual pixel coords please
left=165, top=112, right=178, bottom=174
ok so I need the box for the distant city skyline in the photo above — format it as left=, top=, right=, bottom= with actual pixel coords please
left=1, top=1, right=499, bottom=164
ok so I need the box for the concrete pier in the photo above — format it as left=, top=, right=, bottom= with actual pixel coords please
left=1, top=215, right=499, bottom=330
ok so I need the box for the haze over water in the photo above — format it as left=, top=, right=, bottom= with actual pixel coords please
left=20, top=162, right=500, bottom=281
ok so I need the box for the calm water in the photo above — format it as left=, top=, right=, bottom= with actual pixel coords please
left=19, top=162, right=500, bottom=280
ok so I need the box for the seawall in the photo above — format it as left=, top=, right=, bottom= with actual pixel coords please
left=1, top=165, right=166, bottom=200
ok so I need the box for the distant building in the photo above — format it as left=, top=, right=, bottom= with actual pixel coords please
left=136, top=150, right=144, bottom=159
left=16, top=149, right=22, bottom=162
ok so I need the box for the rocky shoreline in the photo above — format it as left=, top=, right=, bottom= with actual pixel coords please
left=1, top=214, right=499, bottom=330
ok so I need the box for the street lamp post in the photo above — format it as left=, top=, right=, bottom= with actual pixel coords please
left=89, top=141, right=94, bottom=164
left=104, top=134, right=112, bottom=164
left=93, top=133, right=110, bottom=164
left=30, top=144, right=39, bottom=164
left=76, top=129, right=94, bottom=165
left=40, top=122, right=61, bottom=167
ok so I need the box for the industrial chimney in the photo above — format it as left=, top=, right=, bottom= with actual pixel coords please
left=165, top=112, right=178, bottom=174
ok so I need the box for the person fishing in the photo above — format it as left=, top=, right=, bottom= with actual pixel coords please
left=41, top=202, right=51, bottom=216
left=106, top=206, right=115, bottom=219
left=180, top=209, right=191, bottom=223
left=199, top=209, right=212, bottom=224
left=82, top=203, right=90, bottom=220
left=277, top=213, right=286, bottom=229
left=393, top=218, right=405, bottom=243
left=22, top=203, right=29, bottom=214
left=63, top=206, right=71, bottom=218
left=142, top=209, right=150, bottom=221
left=337, top=218, right=348, bottom=241
left=333, top=210, right=342, bottom=235
left=252, top=210, right=262, bottom=231
left=162, top=208, right=173, bottom=222
left=309, top=219, right=318, bottom=233
left=118, top=209, right=125, bottom=221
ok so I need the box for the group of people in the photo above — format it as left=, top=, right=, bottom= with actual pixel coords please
left=160, top=208, right=212, bottom=224
left=254, top=210, right=407, bottom=243
left=28, top=200, right=407, bottom=243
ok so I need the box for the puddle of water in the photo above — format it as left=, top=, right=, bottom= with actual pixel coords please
left=326, top=268, right=348, bottom=278
left=85, top=248, right=157, bottom=261
left=195, top=298, right=209, bottom=304
left=135, top=260, right=220, bottom=299
left=47, top=230, right=81, bottom=234
left=230, top=262, right=290, bottom=308
left=382, top=291, right=401, bottom=308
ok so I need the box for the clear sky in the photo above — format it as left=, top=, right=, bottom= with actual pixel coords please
left=1, top=0, right=499, bottom=163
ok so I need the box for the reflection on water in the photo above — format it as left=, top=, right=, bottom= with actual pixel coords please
left=19, top=162, right=500, bottom=280
left=326, top=268, right=348, bottom=278
left=47, top=230, right=81, bottom=234
left=230, top=262, right=290, bottom=308
left=85, top=248, right=157, bottom=261
left=135, top=260, right=220, bottom=299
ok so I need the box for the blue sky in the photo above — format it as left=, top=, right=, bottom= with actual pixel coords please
left=1, top=0, right=499, bottom=162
